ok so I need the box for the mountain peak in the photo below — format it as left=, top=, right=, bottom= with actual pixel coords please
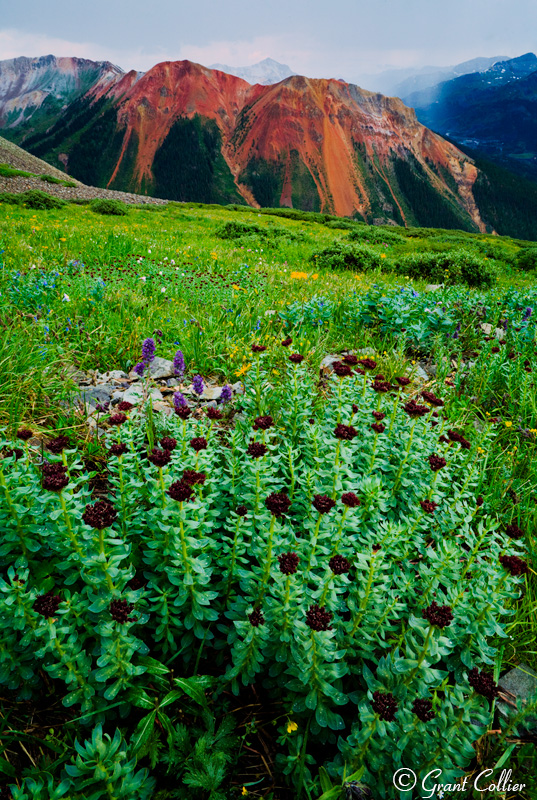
left=208, top=58, right=295, bottom=85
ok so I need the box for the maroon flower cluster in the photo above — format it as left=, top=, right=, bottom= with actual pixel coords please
left=313, top=495, right=336, bottom=514
left=46, top=436, right=70, bottom=454
left=109, top=442, right=127, bottom=457
left=447, top=429, right=471, bottom=449
left=175, top=406, right=191, bottom=419
left=34, top=592, right=61, bottom=618
left=281, top=337, right=293, bottom=347
left=500, top=555, right=529, bottom=576
left=329, top=555, right=351, bottom=574
left=333, top=361, right=353, bottom=377
left=422, top=390, right=444, bottom=407
left=468, top=668, right=499, bottom=701
left=207, top=407, right=223, bottom=420
left=41, top=462, right=69, bottom=492
left=428, top=454, right=447, bottom=472
left=248, top=608, right=265, bottom=626
left=16, top=428, right=33, bottom=441
left=403, top=400, right=430, bottom=418
left=251, top=344, right=267, bottom=353
left=109, top=413, right=127, bottom=427
left=506, top=523, right=524, bottom=539
left=413, top=698, right=435, bottom=722
left=190, top=437, right=208, bottom=452
left=395, top=376, right=411, bottom=387
left=359, top=358, right=377, bottom=370
left=372, top=411, right=386, bottom=421
left=182, top=469, right=206, bottom=486
left=289, top=353, right=304, bottom=364
left=423, top=601, right=453, bottom=628
left=341, top=492, right=360, bottom=508
left=278, top=552, right=300, bottom=575
left=372, top=691, right=398, bottom=721
left=247, top=442, right=268, bottom=458
left=82, top=500, right=117, bottom=530
left=420, top=500, right=438, bottom=514
left=160, top=436, right=177, bottom=451
left=253, top=415, right=273, bottom=430
left=371, top=423, right=386, bottom=434
left=334, top=423, right=358, bottom=441
left=117, top=400, right=133, bottom=412
left=372, top=380, right=391, bottom=394
left=148, top=448, right=171, bottom=467
left=305, top=604, right=332, bottom=631
left=110, top=599, right=136, bottom=624
left=236, top=505, right=248, bottom=516
left=343, top=354, right=358, bottom=366
left=265, top=492, right=291, bottom=517
left=167, top=481, right=194, bottom=502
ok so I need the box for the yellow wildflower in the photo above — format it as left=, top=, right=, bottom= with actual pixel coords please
left=380, top=253, right=387, bottom=258
left=241, top=788, right=248, bottom=797
left=290, top=271, right=308, bottom=280
left=504, top=421, right=512, bottom=428
left=287, top=720, right=298, bottom=733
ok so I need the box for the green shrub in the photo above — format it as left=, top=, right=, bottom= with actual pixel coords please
left=311, top=242, right=388, bottom=272
left=215, top=220, right=266, bottom=239
left=516, top=247, right=537, bottom=272
left=40, top=174, right=77, bottom=187
left=90, top=198, right=129, bottom=216
left=0, top=192, right=22, bottom=205
left=324, top=219, right=357, bottom=230
left=348, top=225, right=406, bottom=245
left=20, top=190, right=66, bottom=210
left=396, top=248, right=496, bottom=287
left=0, top=163, right=33, bottom=178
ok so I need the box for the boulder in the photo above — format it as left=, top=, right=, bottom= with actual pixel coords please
left=148, top=357, right=175, bottom=379
left=498, top=664, right=537, bottom=733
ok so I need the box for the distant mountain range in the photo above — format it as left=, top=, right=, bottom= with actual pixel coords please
left=208, top=57, right=295, bottom=85
left=404, top=53, right=537, bottom=182
left=2, top=53, right=537, bottom=238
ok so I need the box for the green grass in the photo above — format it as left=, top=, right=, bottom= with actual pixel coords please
left=0, top=200, right=536, bottom=797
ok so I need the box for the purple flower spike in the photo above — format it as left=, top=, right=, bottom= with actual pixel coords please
left=192, top=374, right=204, bottom=396
left=220, top=384, right=232, bottom=404
left=173, top=391, right=188, bottom=409
left=173, top=350, right=185, bottom=377
left=141, top=337, right=156, bottom=364
left=134, top=361, right=146, bottom=377
left=523, top=307, right=533, bottom=322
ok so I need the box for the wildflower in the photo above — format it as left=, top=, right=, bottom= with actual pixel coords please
left=182, top=470, right=206, bottom=486
left=281, top=337, right=293, bottom=347
left=4, top=447, right=23, bottom=460
left=220, top=384, right=233, bottom=404
left=413, top=698, right=435, bottom=722
left=242, top=787, right=248, bottom=797
left=333, top=361, right=353, bottom=377
left=265, top=492, right=291, bottom=517
left=82, top=500, right=117, bottom=529
left=110, top=599, right=136, bottom=624
left=148, top=448, right=171, bottom=467
left=248, top=608, right=265, bottom=626
left=175, top=406, right=191, bottom=419
left=167, top=480, right=194, bottom=502
left=428, top=454, right=447, bottom=471
left=192, top=374, right=204, bottom=396
left=358, top=358, right=377, bottom=370
left=160, top=436, right=177, bottom=451
left=190, top=437, right=208, bottom=452
left=420, top=500, right=438, bottom=514
left=422, top=391, right=444, bottom=407
left=371, top=423, right=386, bottom=434
left=251, top=344, right=267, bottom=353
left=253, top=415, right=274, bottom=430
left=403, top=400, right=429, bottom=418
left=372, top=691, right=398, bottom=721
left=313, top=495, right=336, bottom=514
left=372, top=411, right=386, bottom=421
left=134, top=361, right=146, bottom=377
left=305, top=604, right=332, bottom=631
left=289, top=353, right=304, bottom=363
left=504, top=421, right=512, bottom=428
left=207, top=407, right=222, bottom=420
left=343, top=354, right=358, bottom=365
left=500, top=555, right=528, bottom=576
left=423, top=601, right=453, bottom=628
left=329, top=555, right=351, bottom=574
left=236, top=505, right=248, bottom=516
left=247, top=442, right=268, bottom=458
left=372, top=380, right=391, bottom=393
left=34, top=592, right=61, bottom=619
left=341, top=492, right=360, bottom=507
left=42, top=466, right=69, bottom=492
left=16, top=428, right=33, bottom=440
left=290, top=271, right=308, bottom=279
left=109, top=413, right=127, bottom=426
left=476, top=496, right=484, bottom=506
left=173, top=350, right=185, bottom=377
left=110, top=443, right=127, bottom=457
left=173, top=391, right=188, bottom=409
left=141, top=337, right=156, bottom=365
left=278, top=552, right=300, bottom=575
left=286, top=721, right=298, bottom=733
left=62, top=293, right=70, bottom=302
left=334, top=423, right=358, bottom=440
left=396, top=376, right=411, bottom=387
left=447, top=430, right=470, bottom=449
left=46, top=435, right=70, bottom=454
left=505, top=522, right=524, bottom=540
left=468, top=668, right=499, bottom=701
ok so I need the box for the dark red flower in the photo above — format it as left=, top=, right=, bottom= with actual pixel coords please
left=34, top=592, right=61, bottom=618
left=236, top=505, right=248, bottom=516
left=500, top=555, right=529, bottom=576
left=248, top=608, right=265, bottom=626
left=333, top=361, right=353, bottom=377
left=420, top=500, right=438, bottom=514
left=358, top=358, right=377, bottom=370
left=313, top=494, right=336, bottom=514
left=110, top=599, right=136, bottom=623
left=207, top=407, right=223, bottom=420
left=468, top=668, right=499, bottom=701
left=351, top=403, right=359, bottom=414
left=428, top=454, right=447, bottom=472
left=42, top=468, right=69, bottom=492
left=372, top=411, right=386, bottom=421
left=148, top=448, right=171, bottom=467
left=341, top=492, right=360, bottom=508
left=372, top=691, right=398, bottom=721
left=371, top=423, right=386, bottom=434
left=334, top=423, right=358, bottom=440
left=109, top=413, right=127, bottom=426
left=182, top=469, right=207, bottom=486
left=167, top=480, right=194, bottom=502
left=4, top=447, right=23, bottom=460
left=476, top=496, right=484, bottom=507
left=447, top=430, right=471, bottom=449
left=422, top=391, right=444, bottom=407
left=109, top=443, right=127, bottom=456
left=247, top=442, right=268, bottom=458
left=251, top=344, right=267, bottom=353
left=175, top=406, right=191, bottom=419
left=278, top=552, right=299, bottom=575
left=265, top=492, right=291, bottom=517
left=190, top=437, right=208, bottom=452
left=506, top=523, right=524, bottom=540
left=82, top=500, right=117, bottom=530
left=395, top=376, right=411, bottom=387
left=289, top=353, right=304, bottom=364
left=46, top=435, right=71, bottom=453
left=372, top=380, right=391, bottom=393
left=305, top=604, right=332, bottom=631
left=160, top=436, right=177, bottom=451
left=403, top=400, right=429, bottom=418
left=281, top=337, right=293, bottom=347
left=16, top=428, right=33, bottom=441
left=117, top=401, right=133, bottom=412
left=423, top=601, right=453, bottom=628
left=413, top=698, right=435, bottom=722
left=253, top=415, right=273, bottom=430
left=343, top=354, right=358, bottom=365
left=329, top=555, right=351, bottom=574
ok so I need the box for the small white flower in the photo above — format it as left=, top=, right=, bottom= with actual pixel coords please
left=161, top=287, right=166, bottom=293
left=148, top=249, right=151, bottom=253
left=62, top=293, right=70, bottom=302
left=140, top=276, right=146, bottom=282
left=159, top=271, right=163, bottom=275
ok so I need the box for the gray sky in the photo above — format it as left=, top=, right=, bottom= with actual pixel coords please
left=0, top=0, right=534, bottom=83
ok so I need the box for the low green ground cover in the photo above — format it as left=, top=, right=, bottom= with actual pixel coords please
left=0, top=200, right=536, bottom=798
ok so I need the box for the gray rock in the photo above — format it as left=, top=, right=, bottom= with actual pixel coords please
left=73, top=385, right=114, bottom=409
left=425, top=284, right=442, bottom=292
left=121, top=385, right=163, bottom=404
left=357, top=347, right=376, bottom=356
left=166, top=378, right=181, bottom=387
left=97, top=370, right=129, bottom=383
left=232, top=382, right=245, bottom=395
left=498, top=664, right=537, bottom=733
left=480, top=323, right=506, bottom=339
left=202, top=386, right=222, bottom=401
left=320, top=355, right=340, bottom=371
left=406, top=365, right=429, bottom=382
left=153, top=401, right=173, bottom=417
left=148, top=357, right=175, bottom=379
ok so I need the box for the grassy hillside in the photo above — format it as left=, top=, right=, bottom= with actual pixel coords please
left=0, top=199, right=536, bottom=799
